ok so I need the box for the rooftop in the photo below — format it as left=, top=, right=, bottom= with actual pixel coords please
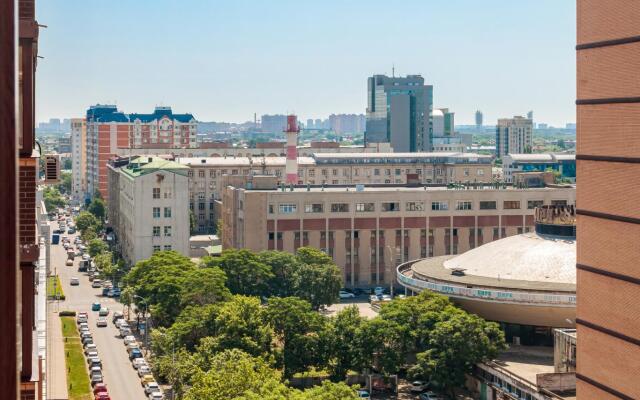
left=120, top=156, right=189, bottom=178
left=243, top=183, right=575, bottom=194
left=177, top=156, right=315, bottom=167
left=507, top=153, right=576, bottom=163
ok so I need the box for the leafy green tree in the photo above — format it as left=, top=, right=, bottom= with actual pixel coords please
left=81, top=225, right=97, bottom=242
left=63, top=158, right=72, bottom=170
left=203, top=249, right=274, bottom=297
left=325, top=306, right=367, bottom=379
left=156, top=304, right=220, bottom=352
left=292, top=262, right=342, bottom=310
left=408, top=309, right=506, bottom=396
left=189, top=210, right=196, bottom=234
left=266, top=297, right=328, bottom=377
left=180, top=267, right=230, bottom=307
left=356, top=317, right=406, bottom=375
left=75, top=211, right=99, bottom=233
left=43, top=187, right=65, bottom=211
left=88, top=238, right=108, bottom=257
left=259, top=251, right=300, bottom=297
left=88, top=197, right=106, bottom=220
left=184, top=349, right=290, bottom=400
left=295, top=247, right=333, bottom=266
left=291, top=381, right=358, bottom=400
left=58, top=171, right=72, bottom=193
left=154, top=347, right=201, bottom=399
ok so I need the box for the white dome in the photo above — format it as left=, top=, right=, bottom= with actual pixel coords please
left=443, top=232, right=576, bottom=284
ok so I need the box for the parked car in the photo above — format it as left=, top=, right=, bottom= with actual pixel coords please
left=144, top=382, right=161, bottom=395
left=96, top=317, right=108, bottom=327
left=112, top=312, right=124, bottom=324
left=129, top=348, right=143, bottom=360
left=123, top=335, right=136, bottom=345
left=68, top=227, right=76, bottom=234
left=369, top=295, right=379, bottom=303
left=84, top=344, right=97, bottom=355
left=419, top=392, right=445, bottom=400
left=88, top=357, right=102, bottom=369
left=140, top=374, right=155, bottom=385
left=108, top=288, right=121, bottom=297
left=137, top=365, right=152, bottom=377
left=65, top=259, right=73, bottom=266
left=127, top=342, right=140, bottom=353
left=90, top=372, right=103, bottom=386
left=91, top=302, right=101, bottom=311
left=93, top=383, right=108, bottom=395
left=70, top=277, right=80, bottom=286
left=147, top=392, right=163, bottom=400
left=410, top=381, right=430, bottom=393
left=115, top=319, right=128, bottom=329
left=374, top=287, right=385, bottom=296
left=356, top=389, right=370, bottom=399
left=98, top=307, right=109, bottom=316
left=95, top=393, right=111, bottom=400
left=77, top=313, right=88, bottom=324
left=82, top=337, right=94, bottom=347
left=120, top=327, right=132, bottom=338
left=339, top=290, right=355, bottom=299
left=82, top=254, right=90, bottom=261
left=92, top=280, right=102, bottom=288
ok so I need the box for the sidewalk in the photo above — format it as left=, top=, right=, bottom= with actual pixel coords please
left=47, top=302, right=68, bottom=400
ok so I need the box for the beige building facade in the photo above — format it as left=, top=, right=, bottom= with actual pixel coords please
left=108, top=157, right=190, bottom=265
left=222, top=181, right=575, bottom=288
left=496, top=116, right=533, bottom=158
left=180, top=152, right=493, bottom=233
left=70, top=117, right=87, bottom=203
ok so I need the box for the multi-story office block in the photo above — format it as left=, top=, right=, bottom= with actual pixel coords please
left=70, top=117, right=87, bottom=204
left=86, top=105, right=197, bottom=201
left=222, top=179, right=575, bottom=288
left=260, top=114, right=288, bottom=133
left=329, top=114, right=366, bottom=134
left=475, top=110, right=483, bottom=129
left=496, top=116, right=533, bottom=158
left=107, top=157, right=190, bottom=264
left=365, top=74, right=433, bottom=152
left=576, top=2, right=640, bottom=398
left=180, top=152, right=493, bottom=233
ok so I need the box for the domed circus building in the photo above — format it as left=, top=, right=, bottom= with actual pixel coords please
left=397, top=205, right=576, bottom=344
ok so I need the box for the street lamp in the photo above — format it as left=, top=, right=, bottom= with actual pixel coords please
left=133, top=294, right=149, bottom=354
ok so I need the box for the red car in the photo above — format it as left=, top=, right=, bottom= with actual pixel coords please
left=95, top=393, right=111, bottom=400
left=93, top=383, right=107, bottom=395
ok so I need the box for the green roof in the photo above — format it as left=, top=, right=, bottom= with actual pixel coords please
left=121, top=156, right=190, bottom=178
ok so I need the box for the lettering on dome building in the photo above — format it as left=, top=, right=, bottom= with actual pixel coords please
left=534, top=205, right=576, bottom=226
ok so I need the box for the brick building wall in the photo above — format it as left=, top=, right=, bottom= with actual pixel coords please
left=576, top=1, right=640, bottom=398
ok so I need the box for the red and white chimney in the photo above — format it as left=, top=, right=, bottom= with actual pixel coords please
left=285, top=115, right=299, bottom=184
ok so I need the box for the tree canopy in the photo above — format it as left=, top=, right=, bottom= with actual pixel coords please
left=88, top=197, right=106, bottom=220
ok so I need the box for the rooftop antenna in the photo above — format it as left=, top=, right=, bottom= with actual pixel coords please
left=392, top=63, right=395, bottom=78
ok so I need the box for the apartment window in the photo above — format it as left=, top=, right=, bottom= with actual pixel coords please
left=153, top=245, right=161, bottom=253
left=309, top=169, right=315, bottom=177
left=463, top=168, right=470, bottom=177
left=356, top=202, right=375, bottom=212
left=420, top=229, right=427, bottom=238
left=164, top=226, right=172, bottom=237
left=503, top=201, right=521, bottom=210
left=354, top=169, right=359, bottom=176
left=320, top=231, right=326, bottom=241
left=551, top=200, right=568, bottom=206
left=302, top=231, right=309, bottom=242
left=328, top=231, right=334, bottom=241
left=198, top=170, right=205, bottom=178
left=421, top=246, right=427, bottom=258
left=294, top=232, right=301, bottom=241
left=198, top=214, right=205, bottom=221
left=198, top=203, right=205, bottom=211
left=189, top=202, right=194, bottom=211
left=332, top=180, right=339, bottom=184
left=374, top=169, right=380, bottom=176
left=493, top=227, right=500, bottom=239
left=164, top=189, right=172, bottom=199
left=198, top=192, right=205, bottom=201
left=153, top=207, right=160, bottom=218
left=268, top=204, right=274, bottom=214
left=209, top=202, right=214, bottom=210
left=321, top=169, right=328, bottom=176
left=527, top=200, right=544, bottom=209
left=188, top=170, right=193, bottom=178
left=152, top=188, right=160, bottom=199
left=395, top=169, right=401, bottom=176
left=456, top=201, right=473, bottom=211
left=331, top=203, right=349, bottom=212
left=479, top=201, right=496, bottom=210
left=381, top=202, right=400, bottom=212
left=209, top=213, right=214, bottom=221
left=305, top=203, right=324, bottom=213
left=164, top=207, right=171, bottom=218
left=279, top=204, right=297, bottom=214
left=209, top=170, right=215, bottom=178
left=232, top=169, right=238, bottom=175
left=431, top=201, right=449, bottom=211
left=164, top=245, right=172, bottom=251
left=152, top=226, right=160, bottom=237
left=332, top=169, right=338, bottom=176
left=406, top=201, right=424, bottom=211
left=477, top=169, right=485, bottom=176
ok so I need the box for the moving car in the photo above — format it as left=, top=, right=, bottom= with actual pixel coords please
left=91, top=302, right=101, bottom=311
left=95, top=393, right=111, bottom=400
left=410, top=381, right=430, bottom=393
left=70, top=277, right=80, bottom=286
left=65, top=259, right=73, bottom=266
left=98, top=307, right=109, bottom=316
left=96, top=317, right=108, bottom=327
left=339, top=290, right=355, bottom=299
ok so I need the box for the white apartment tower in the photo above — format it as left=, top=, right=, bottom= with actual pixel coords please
left=70, top=118, right=87, bottom=204
left=496, top=116, right=533, bottom=158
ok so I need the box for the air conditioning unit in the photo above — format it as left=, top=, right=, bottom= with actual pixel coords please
left=43, top=154, right=60, bottom=184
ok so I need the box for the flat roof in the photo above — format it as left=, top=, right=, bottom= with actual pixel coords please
left=244, top=184, right=575, bottom=194
left=177, top=156, right=315, bottom=167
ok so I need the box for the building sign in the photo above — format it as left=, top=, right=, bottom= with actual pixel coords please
left=534, top=205, right=576, bottom=225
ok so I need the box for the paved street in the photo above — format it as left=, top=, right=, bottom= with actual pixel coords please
left=49, top=225, right=147, bottom=400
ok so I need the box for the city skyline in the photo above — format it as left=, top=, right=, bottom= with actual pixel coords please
left=36, top=0, right=575, bottom=126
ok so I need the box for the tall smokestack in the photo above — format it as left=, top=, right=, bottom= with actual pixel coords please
left=285, top=115, right=299, bottom=184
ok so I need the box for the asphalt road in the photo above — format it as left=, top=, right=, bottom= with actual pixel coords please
left=52, top=224, right=148, bottom=400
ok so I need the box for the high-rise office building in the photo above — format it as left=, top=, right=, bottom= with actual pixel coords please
left=365, top=74, right=433, bottom=152
left=261, top=114, right=288, bottom=133
left=576, top=2, right=640, bottom=399
left=475, top=110, right=483, bottom=129
left=329, top=113, right=366, bottom=134
left=432, top=108, right=454, bottom=136
left=495, top=116, right=533, bottom=158
left=527, top=110, right=533, bottom=120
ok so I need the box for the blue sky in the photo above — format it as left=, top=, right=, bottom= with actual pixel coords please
left=36, top=1, right=576, bottom=126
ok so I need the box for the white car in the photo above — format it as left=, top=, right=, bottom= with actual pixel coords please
left=137, top=365, right=152, bottom=377
left=96, top=317, right=108, bottom=327
left=70, top=277, right=80, bottom=286
left=91, top=280, right=102, bottom=288
left=115, top=319, right=128, bottom=328
left=339, top=290, right=355, bottom=299
left=148, top=393, right=164, bottom=400
left=144, top=382, right=161, bottom=395
left=410, top=380, right=429, bottom=393
left=84, top=343, right=97, bottom=355
left=123, top=335, right=137, bottom=345
left=132, top=357, right=147, bottom=369
left=120, top=327, right=132, bottom=338
left=86, top=350, right=99, bottom=359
